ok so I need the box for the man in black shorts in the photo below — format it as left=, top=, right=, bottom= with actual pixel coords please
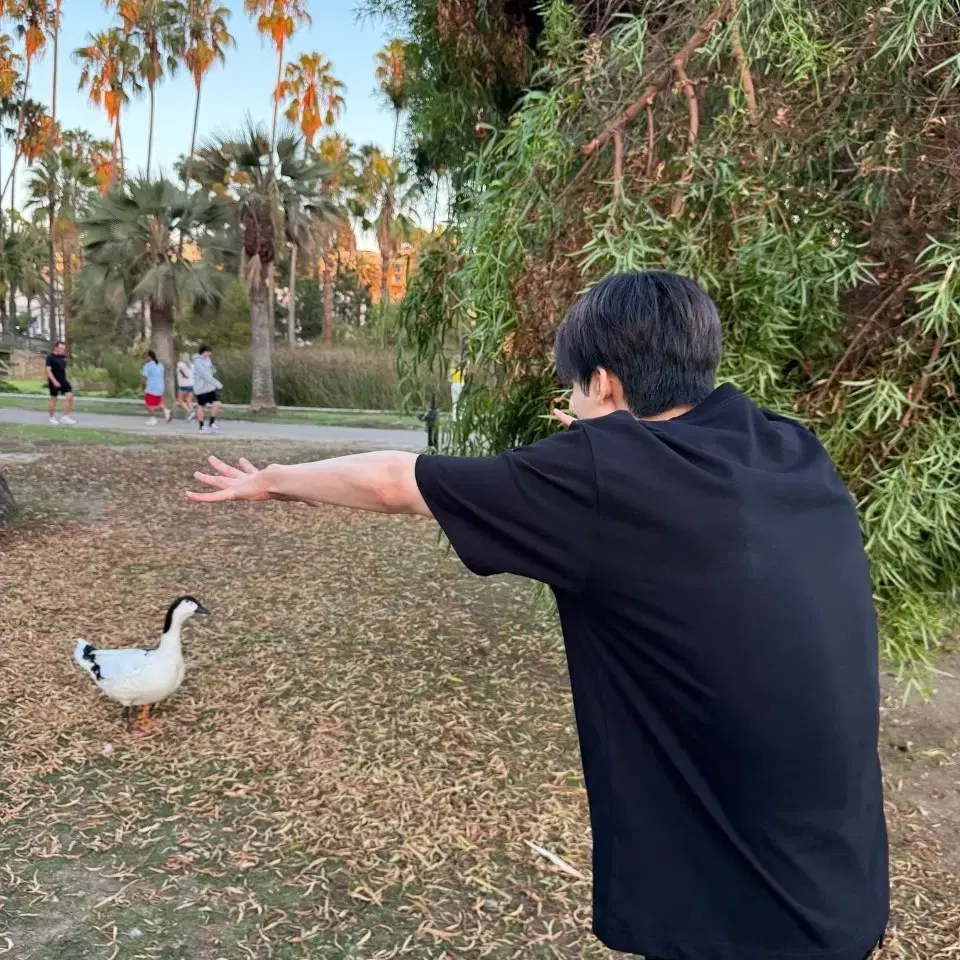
left=192, top=344, right=222, bottom=433
left=189, top=272, right=888, bottom=960
left=46, top=340, right=76, bottom=425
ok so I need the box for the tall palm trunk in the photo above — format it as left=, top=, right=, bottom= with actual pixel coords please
left=380, top=250, right=390, bottom=308
left=322, top=246, right=334, bottom=344
left=63, top=263, right=71, bottom=351
left=150, top=298, right=175, bottom=408
left=287, top=243, right=297, bottom=344
left=250, top=281, right=276, bottom=412
left=50, top=12, right=60, bottom=345
left=270, top=41, right=284, bottom=155
left=146, top=78, right=156, bottom=179
left=185, top=80, right=202, bottom=186
left=8, top=165, right=15, bottom=329
left=392, top=109, right=400, bottom=154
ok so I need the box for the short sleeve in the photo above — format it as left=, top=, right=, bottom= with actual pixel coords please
left=415, top=426, right=599, bottom=592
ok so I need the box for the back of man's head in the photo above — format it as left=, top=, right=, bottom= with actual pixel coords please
left=555, top=271, right=723, bottom=418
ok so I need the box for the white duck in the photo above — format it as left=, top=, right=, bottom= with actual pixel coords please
left=74, top=596, right=209, bottom=733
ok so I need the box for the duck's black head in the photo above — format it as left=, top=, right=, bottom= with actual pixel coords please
left=163, top=596, right=211, bottom=633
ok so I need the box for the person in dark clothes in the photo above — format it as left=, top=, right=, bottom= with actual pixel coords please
left=45, top=340, right=76, bottom=425
left=187, top=271, right=889, bottom=960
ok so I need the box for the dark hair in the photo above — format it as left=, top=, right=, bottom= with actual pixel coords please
left=54, top=339, right=65, bottom=348
left=198, top=343, right=211, bottom=355
left=147, top=349, right=158, bottom=362
left=555, top=271, right=723, bottom=417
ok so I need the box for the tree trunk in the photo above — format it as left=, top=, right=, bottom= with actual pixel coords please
left=322, top=250, right=334, bottom=344
left=50, top=10, right=60, bottom=340
left=0, top=470, right=16, bottom=528
left=63, top=268, right=71, bottom=351
left=271, top=42, right=284, bottom=156
left=392, top=109, right=400, bottom=155
left=150, top=298, right=176, bottom=409
left=432, top=176, right=440, bottom=232
left=250, top=282, right=276, bottom=412
left=381, top=253, right=390, bottom=307
left=110, top=122, right=120, bottom=189
left=287, top=243, right=297, bottom=344
left=146, top=79, right=156, bottom=180
left=142, top=300, right=151, bottom=343
left=185, top=80, right=202, bottom=187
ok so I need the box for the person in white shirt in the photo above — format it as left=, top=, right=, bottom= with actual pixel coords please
left=176, top=353, right=196, bottom=422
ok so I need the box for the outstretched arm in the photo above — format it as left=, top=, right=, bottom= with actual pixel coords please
left=187, top=454, right=432, bottom=517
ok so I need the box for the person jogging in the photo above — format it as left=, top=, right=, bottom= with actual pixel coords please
left=45, top=340, right=76, bottom=425
left=140, top=350, right=172, bottom=425
left=192, top=344, right=222, bottom=433
left=188, top=271, right=888, bottom=960
left=176, top=352, right=196, bottom=421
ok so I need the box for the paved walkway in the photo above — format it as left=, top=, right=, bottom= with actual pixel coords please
left=0, top=407, right=426, bottom=451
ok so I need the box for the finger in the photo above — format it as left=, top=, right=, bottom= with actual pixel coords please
left=237, top=457, right=259, bottom=476
left=186, top=489, right=235, bottom=503
left=208, top=455, right=242, bottom=478
left=194, top=471, right=232, bottom=490
left=552, top=408, right=577, bottom=427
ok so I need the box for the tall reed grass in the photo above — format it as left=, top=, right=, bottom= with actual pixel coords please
left=103, top=346, right=447, bottom=411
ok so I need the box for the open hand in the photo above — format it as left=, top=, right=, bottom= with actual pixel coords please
left=187, top=456, right=270, bottom=503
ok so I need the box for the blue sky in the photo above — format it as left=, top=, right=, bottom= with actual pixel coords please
left=6, top=1, right=397, bottom=215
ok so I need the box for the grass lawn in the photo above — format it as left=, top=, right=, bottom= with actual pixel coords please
left=0, top=393, right=422, bottom=430
left=1, top=434, right=959, bottom=959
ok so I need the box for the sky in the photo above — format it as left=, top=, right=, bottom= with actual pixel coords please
left=4, top=0, right=398, bottom=232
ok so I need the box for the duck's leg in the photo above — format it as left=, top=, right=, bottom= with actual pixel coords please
left=130, top=704, right=158, bottom=735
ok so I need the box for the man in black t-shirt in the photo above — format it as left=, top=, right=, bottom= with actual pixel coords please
left=45, top=340, right=76, bottom=425
left=188, top=271, right=889, bottom=960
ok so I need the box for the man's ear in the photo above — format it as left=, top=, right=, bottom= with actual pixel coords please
left=595, top=368, right=615, bottom=404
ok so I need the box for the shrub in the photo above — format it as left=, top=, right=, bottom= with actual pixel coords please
left=103, top=353, right=143, bottom=396
left=0, top=380, right=21, bottom=393
left=214, top=345, right=449, bottom=411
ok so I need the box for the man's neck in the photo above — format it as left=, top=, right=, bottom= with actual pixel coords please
left=642, top=405, right=694, bottom=422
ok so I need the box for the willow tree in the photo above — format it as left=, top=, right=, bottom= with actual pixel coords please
left=394, top=0, right=960, bottom=673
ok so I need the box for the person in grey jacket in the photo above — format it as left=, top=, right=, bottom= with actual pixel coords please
left=192, top=344, right=223, bottom=433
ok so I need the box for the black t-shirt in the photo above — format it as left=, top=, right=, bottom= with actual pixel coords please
left=415, top=384, right=888, bottom=960
left=46, top=353, right=67, bottom=383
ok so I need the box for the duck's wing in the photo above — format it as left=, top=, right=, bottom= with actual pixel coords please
left=74, top=642, right=154, bottom=685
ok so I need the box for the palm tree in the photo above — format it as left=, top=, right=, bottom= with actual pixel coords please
left=0, top=0, right=50, bottom=206
left=277, top=52, right=344, bottom=149
left=79, top=178, right=229, bottom=406
left=243, top=0, right=310, bottom=155
left=0, top=0, right=49, bottom=206
left=107, top=0, right=184, bottom=179
left=191, top=123, right=329, bottom=410
left=27, top=141, right=99, bottom=344
left=315, top=132, right=353, bottom=343
left=0, top=33, right=22, bottom=101
left=374, top=39, right=408, bottom=154
left=356, top=145, right=416, bottom=309
left=45, top=0, right=62, bottom=346
left=180, top=0, right=233, bottom=186
left=74, top=29, right=142, bottom=188
left=0, top=215, right=44, bottom=335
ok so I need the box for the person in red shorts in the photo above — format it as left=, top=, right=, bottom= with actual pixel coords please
left=140, top=350, right=172, bottom=425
